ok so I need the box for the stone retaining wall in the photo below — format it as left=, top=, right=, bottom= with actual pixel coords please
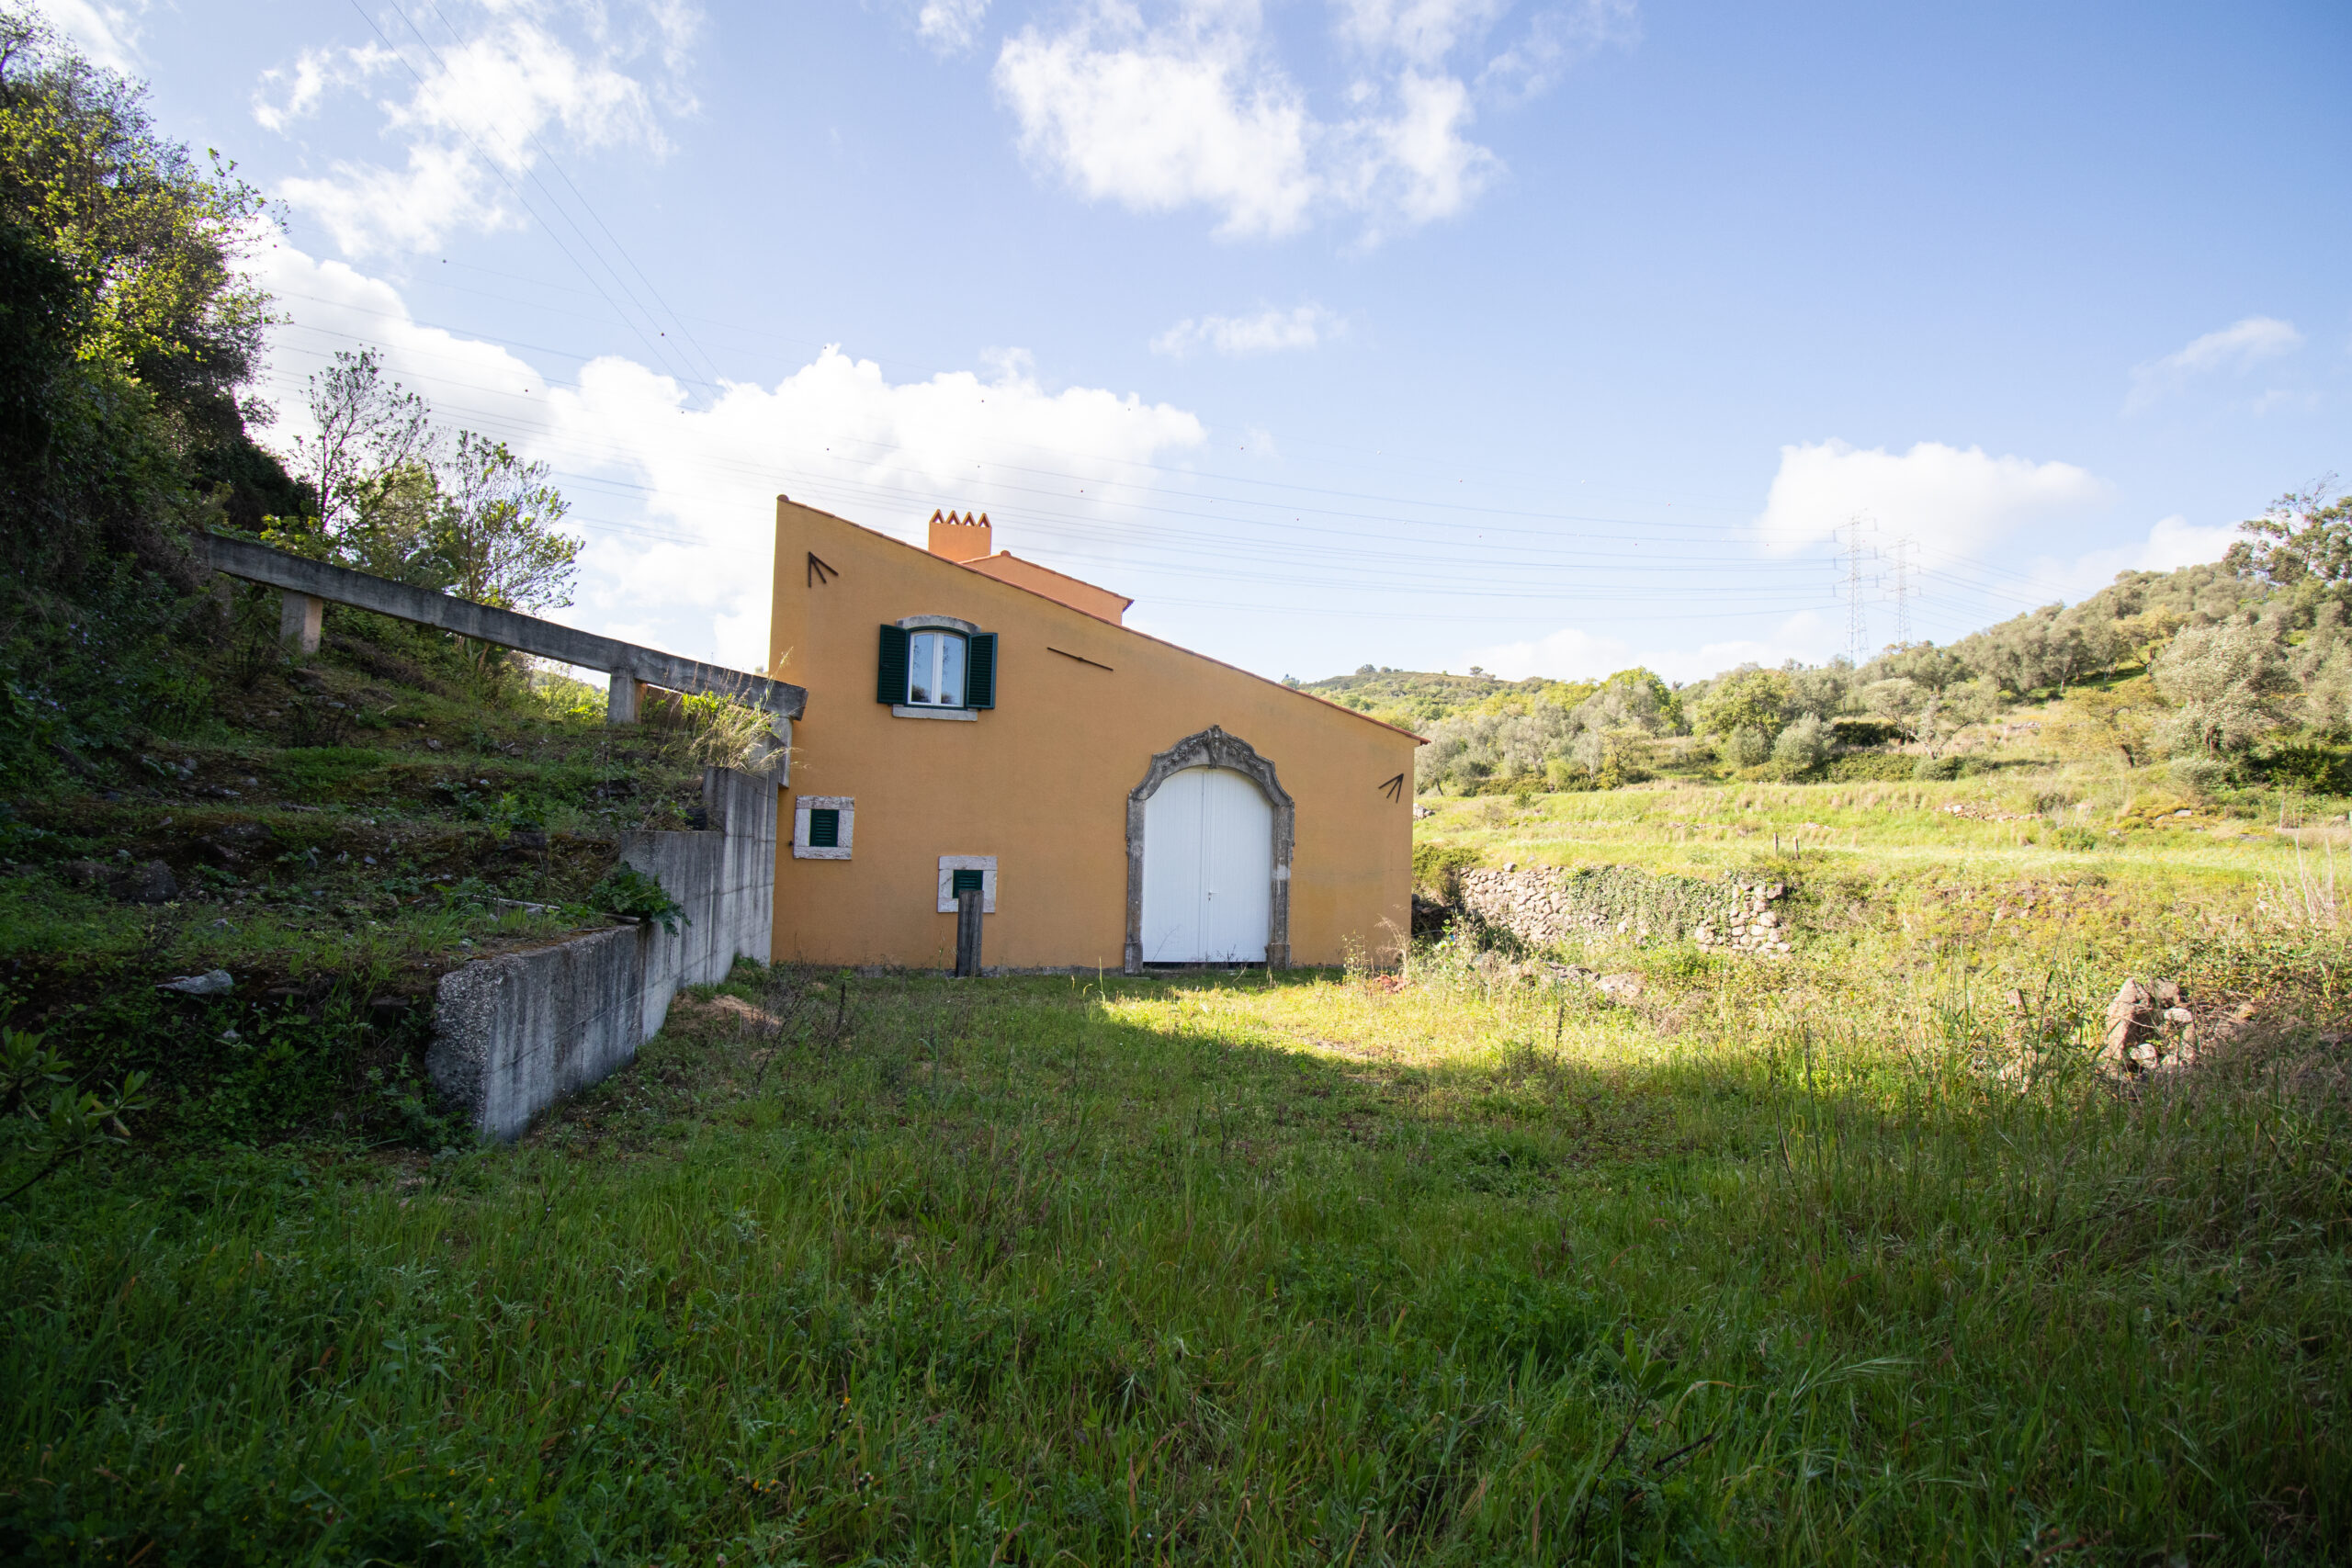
left=1456, top=864, right=1792, bottom=956
left=426, top=765, right=778, bottom=1140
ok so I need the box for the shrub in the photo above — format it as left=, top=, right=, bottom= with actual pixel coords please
left=2245, top=742, right=2352, bottom=795
left=1411, top=842, right=1481, bottom=901
left=591, top=865, right=688, bottom=935
left=1828, top=716, right=1905, bottom=748
left=1771, top=713, right=1830, bottom=772
left=2168, top=755, right=2229, bottom=798
left=1913, top=755, right=1962, bottom=782
left=1723, top=725, right=1770, bottom=768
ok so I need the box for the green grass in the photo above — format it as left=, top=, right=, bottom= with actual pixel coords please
left=1412, top=773, right=2338, bottom=895
left=5, top=923, right=2346, bottom=1563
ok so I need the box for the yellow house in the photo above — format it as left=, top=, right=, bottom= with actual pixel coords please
left=766, top=498, right=1421, bottom=972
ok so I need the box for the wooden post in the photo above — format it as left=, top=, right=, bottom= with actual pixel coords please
left=955, top=887, right=983, bottom=977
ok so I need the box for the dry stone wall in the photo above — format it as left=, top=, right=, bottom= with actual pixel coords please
left=1456, top=864, right=1793, bottom=956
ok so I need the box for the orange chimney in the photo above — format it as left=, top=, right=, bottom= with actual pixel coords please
left=926, top=509, right=992, bottom=562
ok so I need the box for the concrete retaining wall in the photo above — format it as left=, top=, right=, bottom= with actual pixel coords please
left=426, top=765, right=779, bottom=1140
left=1458, top=865, right=1792, bottom=956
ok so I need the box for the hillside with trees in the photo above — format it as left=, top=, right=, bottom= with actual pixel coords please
left=0, top=7, right=593, bottom=796
left=1329, top=487, right=2350, bottom=798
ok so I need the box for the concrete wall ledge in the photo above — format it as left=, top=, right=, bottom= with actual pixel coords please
left=427, top=765, right=779, bottom=1140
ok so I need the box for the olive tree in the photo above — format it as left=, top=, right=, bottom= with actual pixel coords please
left=2226, top=479, right=2352, bottom=587
left=1694, top=667, right=1791, bottom=741
left=2152, top=621, right=2291, bottom=758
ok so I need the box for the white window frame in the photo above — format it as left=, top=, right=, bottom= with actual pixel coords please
left=793, top=795, right=854, bottom=860
left=892, top=615, right=982, bottom=721
left=936, top=855, right=997, bottom=913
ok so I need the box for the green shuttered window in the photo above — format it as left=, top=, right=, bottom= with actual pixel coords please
left=950, top=867, right=983, bottom=897
left=807, top=808, right=841, bottom=848
left=879, top=625, right=999, bottom=711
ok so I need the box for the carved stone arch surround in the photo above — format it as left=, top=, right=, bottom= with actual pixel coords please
left=1125, top=726, right=1294, bottom=974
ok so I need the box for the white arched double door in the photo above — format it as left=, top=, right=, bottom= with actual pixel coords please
left=1140, top=766, right=1273, bottom=963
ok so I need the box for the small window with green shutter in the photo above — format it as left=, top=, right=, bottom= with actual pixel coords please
left=794, top=795, right=854, bottom=860
left=936, top=855, right=996, bottom=911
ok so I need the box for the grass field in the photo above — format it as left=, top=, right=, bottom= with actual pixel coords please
left=5, top=777, right=2350, bottom=1565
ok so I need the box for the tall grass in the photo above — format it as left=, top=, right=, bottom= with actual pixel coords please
left=2264, top=835, right=2346, bottom=931
left=5, top=935, right=2346, bottom=1564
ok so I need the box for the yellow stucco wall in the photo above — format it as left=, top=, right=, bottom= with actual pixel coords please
left=769, top=498, right=1419, bottom=970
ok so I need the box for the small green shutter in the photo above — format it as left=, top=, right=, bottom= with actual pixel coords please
left=876, top=625, right=910, bottom=704
left=951, top=867, right=983, bottom=897
left=808, top=808, right=840, bottom=848
left=965, top=632, right=998, bottom=709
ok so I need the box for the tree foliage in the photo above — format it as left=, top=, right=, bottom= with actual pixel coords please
left=1692, top=667, right=1790, bottom=739
left=0, top=2, right=279, bottom=581
left=2226, top=479, right=2352, bottom=588
left=280, top=349, right=581, bottom=615
left=1412, top=667, right=1682, bottom=793
left=0, top=7, right=298, bottom=785
left=2047, top=679, right=2165, bottom=768
left=2152, top=620, right=2294, bottom=758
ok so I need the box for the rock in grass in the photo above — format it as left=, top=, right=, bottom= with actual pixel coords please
left=158, top=969, right=233, bottom=997
left=1596, top=972, right=1644, bottom=1003
left=2103, top=979, right=2156, bottom=1070
left=198, top=821, right=272, bottom=869
left=66, top=858, right=180, bottom=902
left=119, top=860, right=179, bottom=902
left=2103, top=978, right=2200, bottom=1076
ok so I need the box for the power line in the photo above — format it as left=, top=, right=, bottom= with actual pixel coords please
left=412, top=0, right=726, bottom=389
left=341, top=0, right=701, bottom=389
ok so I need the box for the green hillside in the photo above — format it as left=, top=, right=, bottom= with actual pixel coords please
left=1295, top=534, right=2352, bottom=800
left=1294, top=667, right=1592, bottom=730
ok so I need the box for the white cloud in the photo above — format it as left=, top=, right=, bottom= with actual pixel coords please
left=252, top=241, right=1207, bottom=671
left=251, top=44, right=397, bottom=135
left=2125, top=315, right=2304, bottom=413
left=1152, top=303, right=1339, bottom=356
left=1334, top=0, right=1511, bottom=66
left=255, top=1, right=698, bottom=259
left=995, top=3, right=1319, bottom=239
left=1478, top=0, right=1637, bottom=99
left=2133, top=513, right=2239, bottom=571
left=2024, top=513, right=2241, bottom=604
left=1342, top=70, right=1495, bottom=234
left=1463, top=613, right=1833, bottom=685
left=46, top=0, right=145, bottom=72
left=1756, top=439, right=2109, bottom=558
left=916, top=0, right=992, bottom=53
left=993, top=0, right=1614, bottom=240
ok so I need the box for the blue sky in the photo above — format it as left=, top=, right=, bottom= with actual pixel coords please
left=56, top=0, right=2351, bottom=683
